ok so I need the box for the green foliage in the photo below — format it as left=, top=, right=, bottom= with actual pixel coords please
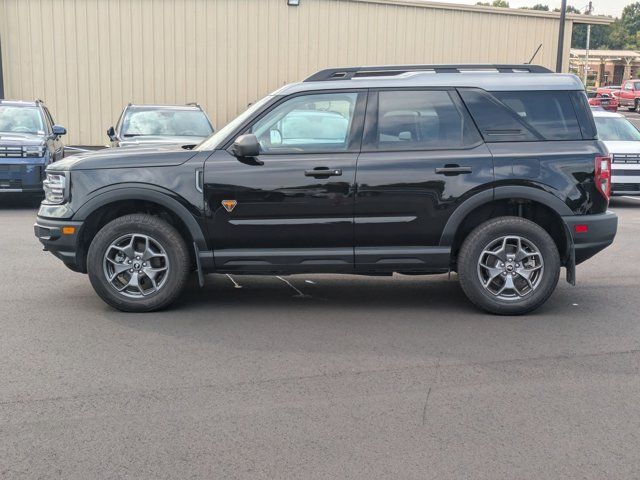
left=568, top=2, right=640, bottom=50
left=531, top=4, right=549, bottom=10
left=475, top=1, right=640, bottom=50
left=476, top=0, right=510, bottom=6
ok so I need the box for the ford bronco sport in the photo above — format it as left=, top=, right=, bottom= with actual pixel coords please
left=0, top=99, right=66, bottom=196
left=34, top=65, right=618, bottom=315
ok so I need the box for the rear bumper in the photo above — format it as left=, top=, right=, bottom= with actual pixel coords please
left=34, top=217, right=85, bottom=273
left=562, top=211, right=617, bottom=265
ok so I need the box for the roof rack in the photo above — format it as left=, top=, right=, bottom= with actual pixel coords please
left=304, top=64, right=552, bottom=82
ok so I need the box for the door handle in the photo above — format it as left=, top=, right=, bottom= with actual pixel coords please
left=304, top=167, right=342, bottom=178
left=435, top=165, right=472, bottom=175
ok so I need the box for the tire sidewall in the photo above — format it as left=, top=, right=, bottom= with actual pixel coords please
left=458, top=217, right=560, bottom=315
left=87, top=215, right=188, bottom=312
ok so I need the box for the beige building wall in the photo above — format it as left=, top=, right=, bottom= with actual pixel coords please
left=0, top=0, right=606, bottom=145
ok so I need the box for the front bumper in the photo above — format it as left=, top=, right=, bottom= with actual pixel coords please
left=562, top=211, right=618, bottom=265
left=34, top=217, right=85, bottom=273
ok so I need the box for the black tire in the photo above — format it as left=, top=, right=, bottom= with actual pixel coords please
left=87, top=213, right=190, bottom=312
left=629, top=99, right=638, bottom=112
left=457, top=216, right=560, bottom=315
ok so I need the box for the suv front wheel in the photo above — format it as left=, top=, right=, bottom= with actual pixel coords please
left=87, top=214, right=190, bottom=312
left=457, top=217, right=560, bottom=315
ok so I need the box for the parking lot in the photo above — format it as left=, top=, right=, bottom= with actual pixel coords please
left=1, top=187, right=640, bottom=478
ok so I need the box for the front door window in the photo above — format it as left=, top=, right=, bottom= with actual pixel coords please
left=250, top=93, right=359, bottom=154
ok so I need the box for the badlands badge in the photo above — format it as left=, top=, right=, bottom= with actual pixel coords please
left=221, top=200, right=237, bottom=213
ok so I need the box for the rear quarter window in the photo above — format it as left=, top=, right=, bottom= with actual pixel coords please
left=459, top=89, right=584, bottom=142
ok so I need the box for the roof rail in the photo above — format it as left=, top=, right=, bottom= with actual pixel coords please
left=304, top=64, right=552, bottom=82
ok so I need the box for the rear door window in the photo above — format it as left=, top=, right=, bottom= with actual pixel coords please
left=366, top=89, right=481, bottom=151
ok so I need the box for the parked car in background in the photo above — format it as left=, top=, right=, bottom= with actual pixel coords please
left=35, top=64, right=617, bottom=315
left=588, top=93, right=618, bottom=112
left=0, top=99, right=66, bottom=196
left=615, top=80, right=640, bottom=111
left=107, top=104, right=214, bottom=148
left=596, top=85, right=621, bottom=97
left=592, top=109, right=640, bottom=195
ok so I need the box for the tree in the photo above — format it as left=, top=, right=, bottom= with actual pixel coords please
left=607, top=19, right=632, bottom=49
left=621, top=2, right=640, bottom=37
left=531, top=4, right=549, bottom=10
left=476, top=0, right=510, bottom=6
left=572, top=24, right=611, bottom=49
left=554, top=5, right=580, bottom=13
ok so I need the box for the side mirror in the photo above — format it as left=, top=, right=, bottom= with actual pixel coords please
left=52, top=125, right=66, bottom=137
left=107, top=126, right=117, bottom=141
left=230, top=134, right=261, bottom=158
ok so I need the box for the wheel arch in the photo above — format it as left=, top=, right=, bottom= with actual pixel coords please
left=441, top=186, right=574, bottom=266
left=73, top=186, right=207, bottom=272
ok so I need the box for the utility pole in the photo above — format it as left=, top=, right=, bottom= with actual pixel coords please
left=556, top=0, right=568, bottom=72
left=583, top=1, right=593, bottom=86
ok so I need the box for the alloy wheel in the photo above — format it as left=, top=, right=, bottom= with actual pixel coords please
left=477, top=235, right=544, bottom=301
left=103, top=233, right=170, bottom=298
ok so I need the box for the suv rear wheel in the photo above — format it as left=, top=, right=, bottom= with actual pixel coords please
left=87, top=214, right=190, bottom=312
left=457, top=217, right=560, bottom=315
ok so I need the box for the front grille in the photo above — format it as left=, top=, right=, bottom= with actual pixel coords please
left=0, top=179, right=22, bottom=189
left=613, top=169, right=640, bottom=176
left=613, top=183, right=640, bottom=192
left=0, top=164, right=23, bottom=174
left=0, top=146, right=23, bottom=158
left=612, top=154, right=640, bottom=164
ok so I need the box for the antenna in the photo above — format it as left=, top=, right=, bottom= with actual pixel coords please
left=526, top=44, right=543, bottom=64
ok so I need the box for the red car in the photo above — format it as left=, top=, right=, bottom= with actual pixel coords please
left=615, top=80, right=640, bottom=111
left=596, top=85, right=621, bottom=97
left=588, top=94, right=619, bottom=112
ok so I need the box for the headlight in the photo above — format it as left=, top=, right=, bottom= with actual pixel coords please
left=43, top=173, right=67, bottom=204
left=23, top=145, right=46, bottom=157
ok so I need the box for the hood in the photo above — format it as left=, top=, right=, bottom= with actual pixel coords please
left=49, top=144, right=199, bottom=171
left=117, top=135, right=205, bottom=148
left=600, top=141, right=640, bottom=154
left=0, top=132, right=46, bottom=147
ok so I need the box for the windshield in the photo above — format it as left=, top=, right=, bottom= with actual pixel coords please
left=121, top=108, right=213, bottom=137
left=196, top=96, right=274, bottom=151
left=595, top=116, right=640, bottom=142
left=0, top=105, right=45, bottom=135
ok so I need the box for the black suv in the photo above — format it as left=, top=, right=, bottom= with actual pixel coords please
left=0, top=99, right=66, bottom=196
left=34, top=65, right=617, bottom=315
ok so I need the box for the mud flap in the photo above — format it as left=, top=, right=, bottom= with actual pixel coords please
left=193, top=242, right=205, bottom=288
left=563, top=223, right=576, bottom=286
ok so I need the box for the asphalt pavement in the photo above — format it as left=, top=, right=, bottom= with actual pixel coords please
left=2, top=195, right=640, bottom=479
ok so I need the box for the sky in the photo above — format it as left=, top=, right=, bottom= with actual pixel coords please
left=448, top=0, right=629, bottom=17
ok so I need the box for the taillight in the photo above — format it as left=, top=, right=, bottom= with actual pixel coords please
left=595, top=155, right=612, bottom=201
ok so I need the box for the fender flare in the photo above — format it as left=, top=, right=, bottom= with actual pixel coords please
left=73, top=185, right=208, bottom=250
left=439, top=186, right=574, bottom=246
